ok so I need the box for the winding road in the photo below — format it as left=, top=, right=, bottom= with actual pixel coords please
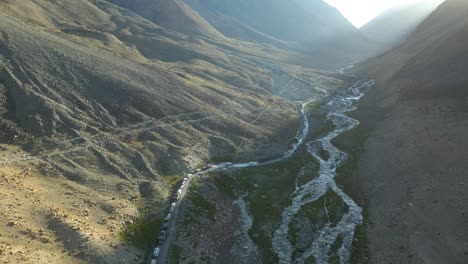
left=149, top=80, right=375, bottom=264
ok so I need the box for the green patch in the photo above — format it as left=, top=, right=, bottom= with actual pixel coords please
left=168, top=243, right=182, bottom=264
left=121, top=177, right=180, bottom=252
left=200, top=254, right=212, bottom=264
left=120, top=216, right=161, bottom=251
left=318, top=146, right=330, bottom=161
left=305, top=99, right=327, bottom=113
left=300, top=191, right=348, bottom=227
left=289, top=191, right=348, bottom=260
left=187, top=187, right=217, bottom=222
left=305, top=256, right=317, bottom=264
left=329, top=235, right=343, bottom=264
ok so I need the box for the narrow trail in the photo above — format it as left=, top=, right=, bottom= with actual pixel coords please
left=272, top=80, right=375, bottom=264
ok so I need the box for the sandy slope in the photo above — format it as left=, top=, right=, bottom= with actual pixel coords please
left=0, top=144, right=143, bottom=264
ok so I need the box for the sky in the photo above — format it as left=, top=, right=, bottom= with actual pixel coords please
left=324, top=0, right=415, bottom=28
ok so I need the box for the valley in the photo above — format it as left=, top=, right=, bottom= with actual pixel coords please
left=167, top=80, right=375, bottom=264
left=1, top=0, right=467, bottom=263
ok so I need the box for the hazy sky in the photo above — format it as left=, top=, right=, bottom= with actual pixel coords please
left=324, top=0, right=419, bottom=27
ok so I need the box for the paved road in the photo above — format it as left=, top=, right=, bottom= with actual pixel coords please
left=148, top=97, right=318, bottom=264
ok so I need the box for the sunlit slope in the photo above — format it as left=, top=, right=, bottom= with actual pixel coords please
left=0, top=0, right=347, bottom=178
left=107, top=0, right=225, bottom=40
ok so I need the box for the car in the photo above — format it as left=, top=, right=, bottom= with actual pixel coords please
left=158, top=231, right=167, bottom=242
left=248, top=161, right=258, bottom=166
left=177, top=189, right=182, bottom=195
left=187, top=173, right=193, bottom=178
left=171, top=202, right=176, bottom=208
left=151, top=247, right=160, bottom=258
left=183, top=177, right=189, bottom=181
left=150, top=260, right=157, bottom=264
left=162, top=222, right=170, bottom=230
left=169, top=207, right=174, bottom=213
left=225, top=162, right=232, bottom=167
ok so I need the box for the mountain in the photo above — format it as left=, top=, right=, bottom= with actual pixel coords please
left=183, top=0, right=380, bottom=69
left=353, top=0, right=468, bottom=262
left=0, top=0, right=352, bottom=262
left=107, top=0, right=225, bottom=39
left=360, top=0, right=445, bottom=47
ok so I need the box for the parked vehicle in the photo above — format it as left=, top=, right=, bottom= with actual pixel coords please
left=177, top=189, right=182, bottom=195
left=183, top=177, right=188, bottom=181
left=225, top=162, right=233, bottom=167
left=171, top=202, right=176, bottom=208
left=162, top=222, right=169, bottom=230
left=187, top=173, right=193, bottom=178
left=152, top=247, right=160, bottom=258
left=150, top=259, right=157, bottom=264
left=158, top=231, right=167, bottom=242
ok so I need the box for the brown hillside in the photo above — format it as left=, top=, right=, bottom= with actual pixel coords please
left=0, top=0, right=349, bottom=262
left=107, top=0, right=225, bottom=39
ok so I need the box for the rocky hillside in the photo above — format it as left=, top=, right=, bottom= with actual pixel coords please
left=0, top=0, right=351, bottom=262
left=360, top=0, right=445, bottom=48
left=355, top=0, right=468, bottom=262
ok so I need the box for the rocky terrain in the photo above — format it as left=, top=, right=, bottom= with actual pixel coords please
left=6, top=0, right=465, bottom=263
left=0, top=144, right=143, bottom=263
left=354, top=0, right=468, bottom=262
left=0, top=0, right=363, bottom=263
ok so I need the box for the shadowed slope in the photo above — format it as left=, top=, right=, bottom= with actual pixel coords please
left=355, top=0, right=468, bottom=263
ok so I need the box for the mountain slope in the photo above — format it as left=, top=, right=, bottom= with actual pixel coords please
left=0, top=0, right=350, bottom=262
left=107, top=0, right=225, bottom=39
left=184, top=0, right=380, bottom=69
left=360, top=0, right=445, bottom=47
left=354, top=0, right=468, bottom=263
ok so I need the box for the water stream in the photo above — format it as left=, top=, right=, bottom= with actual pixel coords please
left=272, top=80, right=374, bottom=264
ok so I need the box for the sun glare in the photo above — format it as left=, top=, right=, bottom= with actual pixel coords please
left=324, top=0, right=436, bottom=27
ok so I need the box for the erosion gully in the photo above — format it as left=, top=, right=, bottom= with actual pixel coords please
left=156, top=80, right=374, bottom=264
